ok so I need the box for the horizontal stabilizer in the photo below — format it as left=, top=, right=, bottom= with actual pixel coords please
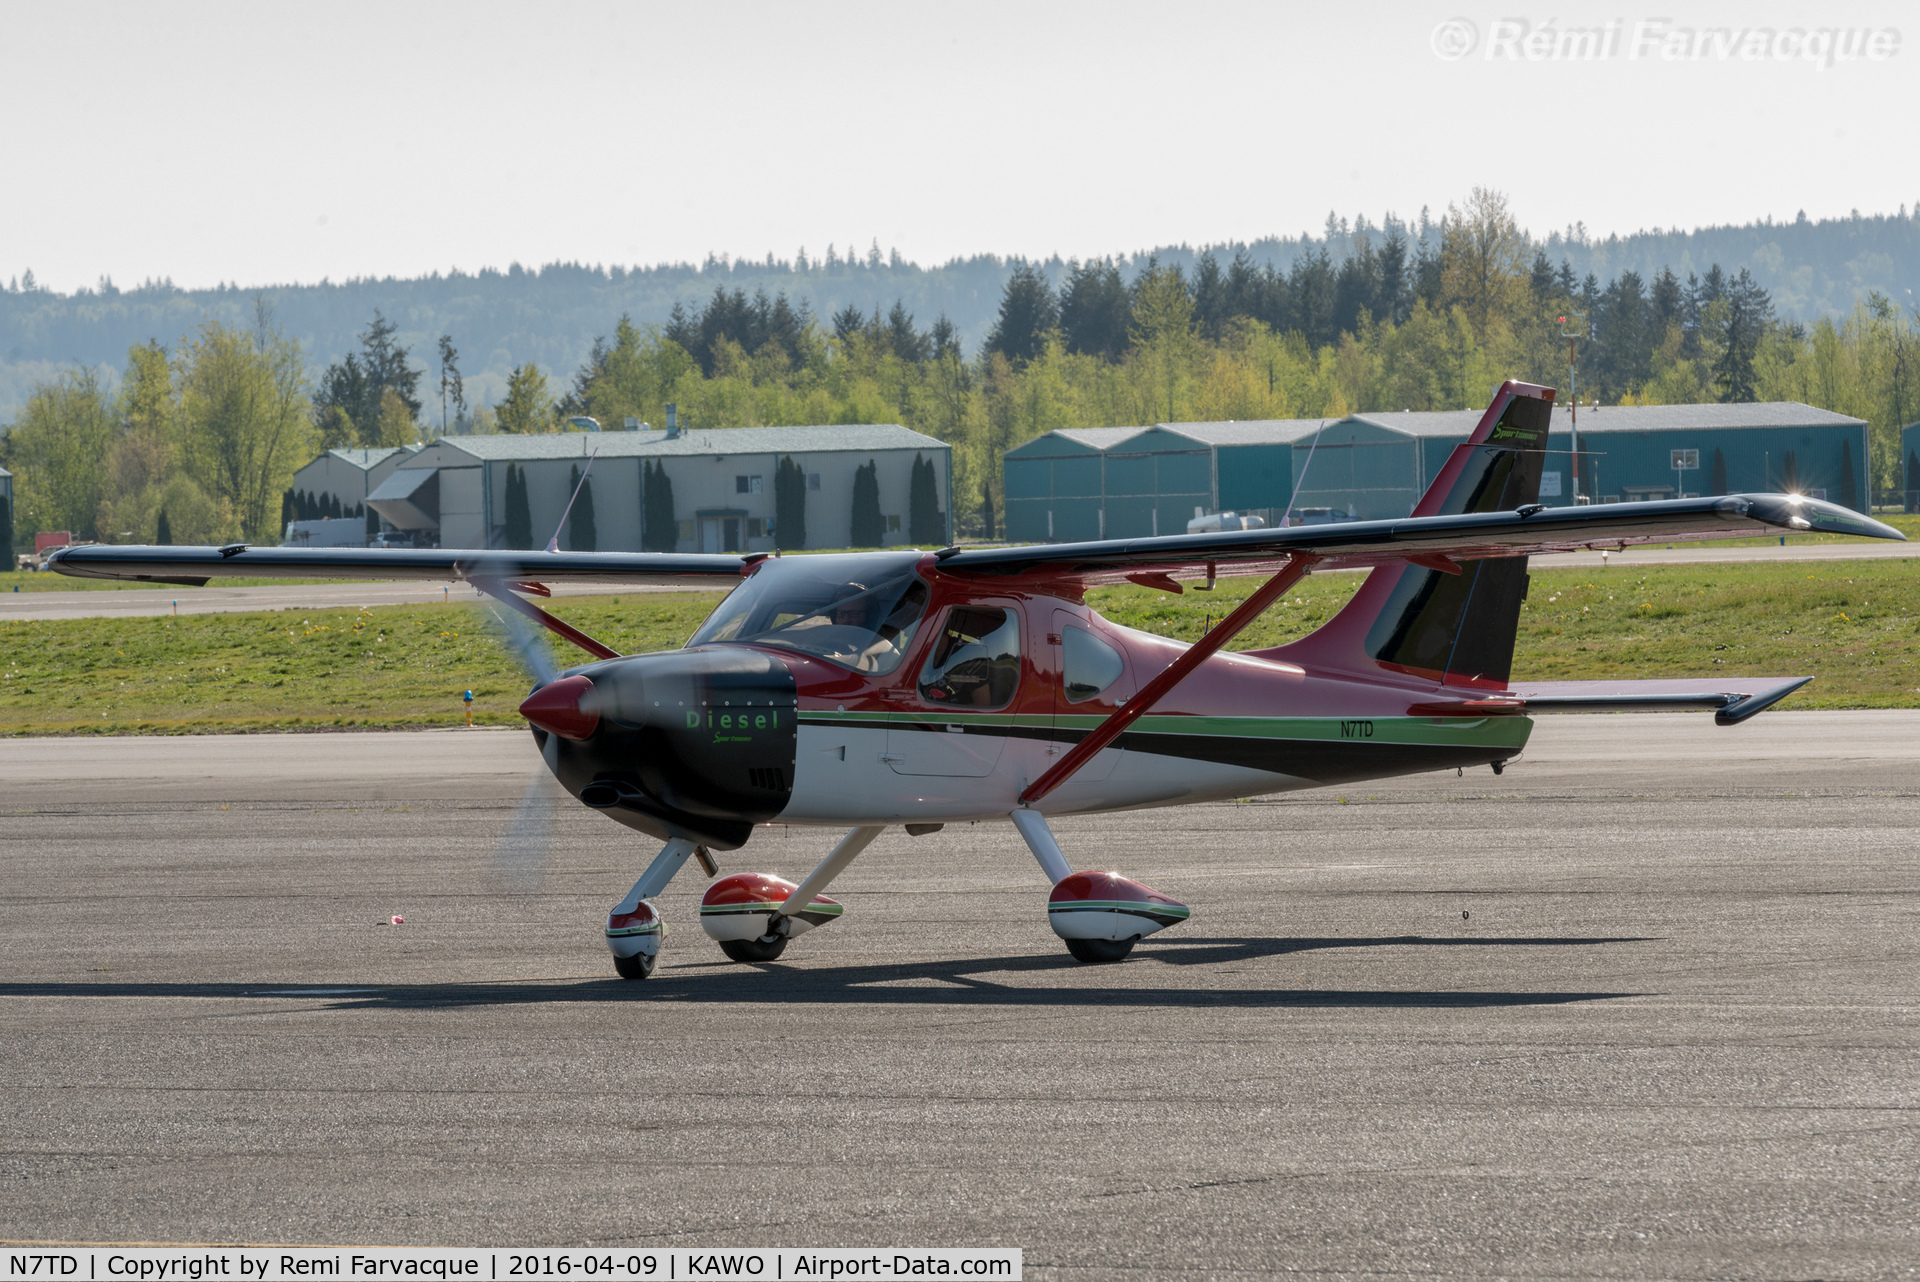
left=1509, top=676, right=1811, bottom=726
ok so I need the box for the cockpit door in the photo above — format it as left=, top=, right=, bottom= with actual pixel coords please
left=1047, top=609, right=1134, bottom=784
left=885, top=600, right=1021, bottom=777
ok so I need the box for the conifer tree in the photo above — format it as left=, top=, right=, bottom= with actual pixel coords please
left=568, top=463, right=597, bottom=551
left=849, top=459, right=884, bottom=546
left=774, top=455, right=807, bottom=551
left=642, top=460, right=678, bottom=552
left=980, top=479, right=996, bottom=541
left=503, top=464, right=533, bottom=549
left=155, top=508, right=172, bottom=545
left=908, top=454, right=942, bottom=544
left=986, top=263, right=1058, bottom=363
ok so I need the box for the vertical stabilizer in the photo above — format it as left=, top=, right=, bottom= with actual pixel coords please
left=1260, top=381, right=1556, bottom=688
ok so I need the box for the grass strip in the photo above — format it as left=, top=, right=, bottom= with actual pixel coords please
left=2, top=559, right=1915, bottom=735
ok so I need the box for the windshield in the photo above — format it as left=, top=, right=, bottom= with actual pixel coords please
left=689, top=552, right=930, bottom=675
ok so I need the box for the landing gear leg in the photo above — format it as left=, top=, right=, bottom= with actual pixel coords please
left=605, top=837, right=714, bottom=980
left=1011, top=808, right=1189, bottom=964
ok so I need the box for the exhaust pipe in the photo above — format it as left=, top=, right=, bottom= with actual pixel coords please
left=579, top=779, right=645, bottom=809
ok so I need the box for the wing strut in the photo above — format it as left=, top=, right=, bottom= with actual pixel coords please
left=473, top=579, right=620, bottom=661
left=1019, top=554, right=1319, bottom=806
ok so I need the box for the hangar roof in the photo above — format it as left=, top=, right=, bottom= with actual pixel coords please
left=1545, top=401, right=1866, bottom=432
left=1004, top=427, right=1147, bottom=456
left=322, top=446, right=417, bottom=470
left=421, top=424, right=947, bottom=464
left=1150, top=419, right=1333, bottom=446
left=1349, top=401, right=1867, bottom=440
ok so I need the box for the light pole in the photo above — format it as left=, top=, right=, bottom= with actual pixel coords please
left=1559, top=312, right=1587, bottom=503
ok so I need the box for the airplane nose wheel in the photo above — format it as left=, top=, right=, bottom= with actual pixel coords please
left=718, top=934, right=789, bottom=964
left=612, top=950, right=657, bottom=980
left=1064, top=936, right=1137, bottom=964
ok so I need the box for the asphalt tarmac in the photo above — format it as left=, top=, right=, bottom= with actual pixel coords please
left=3, top=713, right=1916, bottom=1277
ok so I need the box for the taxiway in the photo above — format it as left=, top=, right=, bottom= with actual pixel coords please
left=2, top=713, right=1916, bottom=1277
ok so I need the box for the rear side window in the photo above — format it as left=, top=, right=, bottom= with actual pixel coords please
left=919, top=607, right=1021, bottom=709
left=1062, top=624, right=1124, bottom=703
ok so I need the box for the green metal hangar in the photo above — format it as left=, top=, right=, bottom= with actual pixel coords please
left=1547, top=402, right=1869, bottom=506
left=1004, top=420, right=1326, bottom=541
left=1327, top=401, right=1870, bottom=508
left=1003, top=401, right=1870, bottom=541
left=365, top=423, right=951, bottom=552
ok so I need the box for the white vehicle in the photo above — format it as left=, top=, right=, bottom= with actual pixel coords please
left=282, top=518, right=368, bottom=549
left=1186, top=511, right=1269, bottom=534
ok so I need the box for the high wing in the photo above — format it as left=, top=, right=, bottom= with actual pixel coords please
left=935, top=492, right=1904, bottom=583
left=47, top=545, right=749, bottom=588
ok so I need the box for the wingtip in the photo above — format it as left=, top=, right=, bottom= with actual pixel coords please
left=1739, top=493, right=1906, bottom=541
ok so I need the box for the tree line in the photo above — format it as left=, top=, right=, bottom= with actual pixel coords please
left=3, top=301, right=310, bottom=549
left=7, top=188, right=1918, bottom=550
left=493, top=188, right=1920, bottom=536
left=7, top=204, right=1918, bottom=427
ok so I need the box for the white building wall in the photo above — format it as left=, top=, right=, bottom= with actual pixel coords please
left=437, top=466, right=485, bottom=548
left=439, top=439, right=948, bottom=552
left=291, top=450, right=416, bottom=511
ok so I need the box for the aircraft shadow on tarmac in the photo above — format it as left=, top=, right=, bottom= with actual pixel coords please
left=1, top=934, right=1653, bottom=1010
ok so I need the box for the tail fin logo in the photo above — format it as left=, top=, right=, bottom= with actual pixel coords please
left=1488, top=418, right=1546, bottom=445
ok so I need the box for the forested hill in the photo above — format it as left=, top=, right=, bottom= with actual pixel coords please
left=3, top=207, right=1916, bottom=420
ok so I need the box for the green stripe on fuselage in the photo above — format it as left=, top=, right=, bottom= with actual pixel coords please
left=803, top=708, right=1530, bottom=750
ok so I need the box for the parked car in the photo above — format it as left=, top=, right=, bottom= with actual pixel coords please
left=1288, top=506, right=1356, bottom=527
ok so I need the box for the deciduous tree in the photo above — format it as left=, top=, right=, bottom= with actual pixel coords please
left=496, top=363, right=553, bottom=434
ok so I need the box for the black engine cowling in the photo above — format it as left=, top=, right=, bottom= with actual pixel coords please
left=537, top=647, right=798, bottom=850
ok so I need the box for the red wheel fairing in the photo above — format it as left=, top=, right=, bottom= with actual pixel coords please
left=699, top=871, right=843, bottom=941
left=1047, top=870, right=1190, bottom=941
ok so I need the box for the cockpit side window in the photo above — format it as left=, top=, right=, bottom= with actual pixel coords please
left=917, top=606, right=1021, bottom=709
left=1062, top=624, right=1125, bottom=703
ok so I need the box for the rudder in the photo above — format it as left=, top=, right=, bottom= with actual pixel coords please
left=1263, top=381, right=1556, bottom=688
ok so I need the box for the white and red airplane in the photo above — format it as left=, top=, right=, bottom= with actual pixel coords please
left=53, top=381, right=1903, bottom=977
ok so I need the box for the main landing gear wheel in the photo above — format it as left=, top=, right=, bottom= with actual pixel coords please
left=1065, top=936, right=1137, bottom=964
left=719, top=935, right=789, bottom=964
left=612, top=950, right=657, bottom=980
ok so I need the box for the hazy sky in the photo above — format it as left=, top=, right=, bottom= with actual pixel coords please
left=3, top=0, right=1912, bottom=293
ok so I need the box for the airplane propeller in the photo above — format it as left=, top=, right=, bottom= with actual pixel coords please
left=478, top=587, right=565, bottom=889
